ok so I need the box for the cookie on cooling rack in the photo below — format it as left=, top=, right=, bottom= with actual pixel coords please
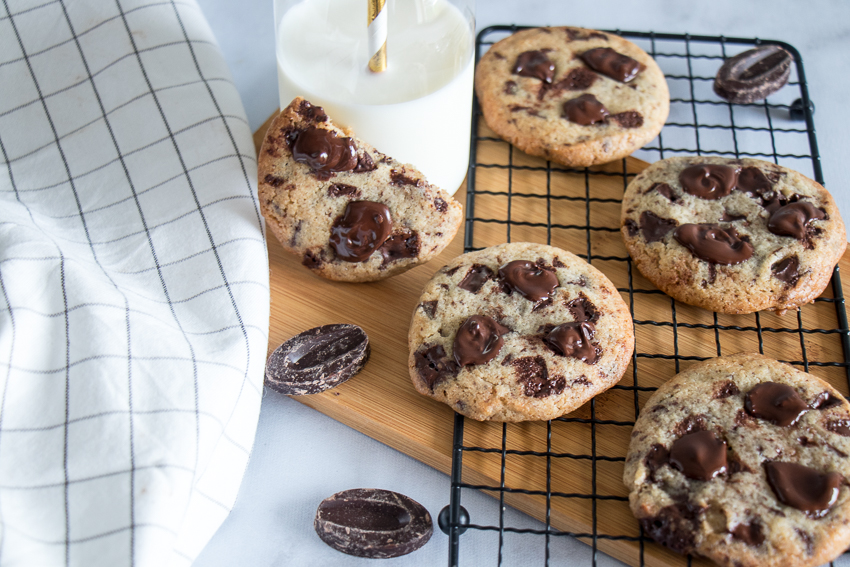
left=620, top=156, right=846, bottom=314
left=258, top=97, right=463, bottom=282
left=625, top=353, right=850, bottom=567
left=407, top=242, right=634, bottom=422
left=474, top=26, right=669, bottom=167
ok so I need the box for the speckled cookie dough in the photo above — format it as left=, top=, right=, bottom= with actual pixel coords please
left=407, top=242, right=634, bottom=422
left=474, top=26, right=669, bottom=167
left=625, top=353, right=850, bottom=567
left=258, top=97, right=463, bottom=282
left=620, top=156, right=846, bottom=314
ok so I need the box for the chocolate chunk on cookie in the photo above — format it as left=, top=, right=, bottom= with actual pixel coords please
left=474, top=26, right=669, bottom=167
left=620, top=156, right=846, bottom=314
left=407, top=242, right=634, bottom=421
left=625, top=353, right=850, bottom=567
left=258, top=97, right=463, bottom=282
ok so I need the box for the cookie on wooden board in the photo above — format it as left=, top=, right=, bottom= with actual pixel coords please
left=407, top=242, right=634, bottom=422
left=625, top=353, right=850, bottom=567
left=258, top=97, right=463, bottom=282
left=620, top=156, right=846, bottom=314
left=474, top=26, right=669, bottom=167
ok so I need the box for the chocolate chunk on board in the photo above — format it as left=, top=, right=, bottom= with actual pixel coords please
left=265, top=324, right=369, bottom=395
left=314, top=488, right=433, bottom=558
left=714, top=45, right=792, bottom=104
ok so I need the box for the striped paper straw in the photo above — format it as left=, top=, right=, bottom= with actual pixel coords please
left=368, top=0, right=387, bottom=72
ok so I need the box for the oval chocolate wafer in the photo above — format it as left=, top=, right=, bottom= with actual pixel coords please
left=714, top=45, right=792, bottom=104
left=264, top=324, right=369, bottom=395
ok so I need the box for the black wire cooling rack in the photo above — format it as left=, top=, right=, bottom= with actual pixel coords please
left=438, top=26, right=850, bottom=567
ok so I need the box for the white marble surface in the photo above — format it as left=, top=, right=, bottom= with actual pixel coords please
left=193, top=1, right=850, bottom=566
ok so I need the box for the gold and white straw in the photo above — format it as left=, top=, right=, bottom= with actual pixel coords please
left=367, top=0, right=387, bottom=72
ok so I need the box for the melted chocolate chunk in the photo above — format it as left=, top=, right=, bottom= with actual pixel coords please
left=380, top=231, right=419, bottom=265
left=745, top=382, right=808, bottom=426
left=736, top=166, right=772, bottom=198
left=541, top=67, right=599, bottom=99
left=719, top=210, right=747, bottom=222
left=679, top=164, right=739, bottom=200
left=511, top=356, right=564, bottom=398
left=645, top=444, right=670, bottom=480
left=503, top=80, right=518, bottom=95
left=562, top=93, right=609, bottom=125
left=327, top=183, right=360, bottom=198
left=772, top=256, right=800, bottom=286
left=609, top=110, right=644, bottom=128
left=434, top=197, right=448, bottom=212
left=414, top=344, right=458, bottom=390
left=291, top=126, right=358, bottom=180
left=459, top=264, right=494, bottom=293
left=452, top=315, right=509, bottom=366
left=674, top=415, right=707, bottom=437
left=767, top=201, right=826, bottom=240
left=764, top=461, right=842, bottom=517
left=797, top=529, right=814, bottom=556
left=641, top=503, right=701, bottom=555
left=762, top=191, right=790, bottom=215
left=544, top=321, right=599, bottom=363
left=731, top=521, right=765, bottom=546
left=669, top=430, right=727, bottom=481
left=640, top=211, right=678, bottom=243
left=567, top=294, right=599, bottom=323
left=419, top=300, right=438, bottom=319
left=674, top=224, right=754, bottom=265
left=513, top=50, right=555, bottom=83
left=315, top=488, right=432, bottom=559
left=827, top=419, right=850, bottom=437
left=651, top=182, right=678, bottom=202
left=624, top=219, right=639, bottom=237
left=499, top=260, right=559, bottom=302
left=580, top=47, right=641, bottom=82
left=390, top=169, right=423, bottom=187
left=330, top=201, right=393, bottom=262
left=714, top=380, right=740, bottom=399
left=812, top=391, right=844, bottom=409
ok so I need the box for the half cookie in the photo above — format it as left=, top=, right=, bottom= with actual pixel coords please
left=258, top=97, right=463, bottom=282
left=474, top=26, right=669, bottom=167
left=620, top=156, right=846, bottom=314
left=408, top=242, right=634, bottom=422
left=625, top=353, right=850, bottom=567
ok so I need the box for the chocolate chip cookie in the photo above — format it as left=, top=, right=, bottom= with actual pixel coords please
left=474, top=27, right=669, bottom=167
left=407, top=242, right=634, bottom=422
left=625, top=353, right=850, bottom=567
left=258, top=97, right=463, bottom=282
left=620, top=156, right=846, bottom=314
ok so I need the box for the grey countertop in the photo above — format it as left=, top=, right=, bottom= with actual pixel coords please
left=193, top=1, right=850, bottom=565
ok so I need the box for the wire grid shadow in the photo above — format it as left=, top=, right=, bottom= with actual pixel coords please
left=441, top=26, right=850, bottom=567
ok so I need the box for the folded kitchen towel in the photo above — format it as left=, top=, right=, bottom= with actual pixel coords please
left=0, top=0, right=269, bottom=565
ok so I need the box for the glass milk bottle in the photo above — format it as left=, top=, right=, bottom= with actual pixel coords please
left=274, top=0, right=475, bottom=194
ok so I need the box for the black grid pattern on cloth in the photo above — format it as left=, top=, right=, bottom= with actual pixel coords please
left=441, top=26, right=850, bottom=567
left=0, top=0, right=267, bottom=565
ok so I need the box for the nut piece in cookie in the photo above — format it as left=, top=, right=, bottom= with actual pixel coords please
left=474, top=26, right=669, bottom=167
left=625, top=353, right=850, bottom=567
left=407, top=242, right=634, bottom=422
left=620, top=156, right=846, bottom=314
left=258, top=97, right=463, bottom=282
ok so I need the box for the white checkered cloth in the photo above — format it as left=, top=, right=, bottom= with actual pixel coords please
left=0, top=0, right=268, bottom=565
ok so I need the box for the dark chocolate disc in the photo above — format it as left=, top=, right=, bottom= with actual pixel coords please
left=315, top=488, right=433, bottom=558
left=714, top=45, right=792, bottom=104
left=265, top=324, right=370, bottom=395
left=744, top=382, right=809, bottom=426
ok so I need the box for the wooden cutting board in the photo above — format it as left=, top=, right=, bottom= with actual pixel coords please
left=254, top=113, right=850, bottom=567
